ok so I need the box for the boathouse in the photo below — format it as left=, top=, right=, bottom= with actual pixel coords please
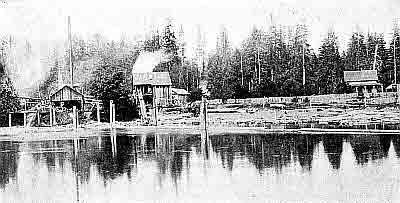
left=132, top=72, right=172, bottom=106
left=50, top=85, right=85, bottom=109
left=344, top=70, right=383, bottom=95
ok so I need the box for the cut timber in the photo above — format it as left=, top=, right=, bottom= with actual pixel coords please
left=300, top=128, right=400, bottom=135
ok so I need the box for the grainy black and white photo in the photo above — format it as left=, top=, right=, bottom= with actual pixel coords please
left=1, top=0, right=400, bottom=202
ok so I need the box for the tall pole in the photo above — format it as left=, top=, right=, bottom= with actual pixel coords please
left=254, top=53, right=257, bottom=86
left=302, top=44, right=305, bottom=86
left=394, top=34, right=397, bottom=85
left=257, top=46, right=261, bottom=84
left=240, top=53, right=244, bottom=86
left=373, top=44, right=378, bottom=70
left=68, top=16, right=73, bottom=87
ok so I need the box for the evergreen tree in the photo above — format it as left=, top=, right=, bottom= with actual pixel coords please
left=345, top=32, right=368, bottom=70
left=317, top=30, right=345, bottom=94
left=0, top=62, right=20, bottom=126
left=387, top=23, right=400, bottom=85
left=154, top=21, right=183, bottom=88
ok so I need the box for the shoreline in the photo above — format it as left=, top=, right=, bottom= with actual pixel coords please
left=1, top=106, right=400, bottom=138
left=0, top=122, right=399, bottom=141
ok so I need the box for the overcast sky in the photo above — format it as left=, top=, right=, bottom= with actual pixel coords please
left=1, top=0, right=400, bottom=56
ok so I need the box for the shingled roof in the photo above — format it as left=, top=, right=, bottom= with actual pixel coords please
left=132, top=72, right=172, bottom=86
left=344, top=70, right=378, bottom=82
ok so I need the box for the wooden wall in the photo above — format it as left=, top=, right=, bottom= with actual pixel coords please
left=51, top=86, right=83, bottom=102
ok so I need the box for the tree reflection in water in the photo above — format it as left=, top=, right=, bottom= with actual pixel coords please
left=350, top=135, right=392, bottom=165
left=2, top=130, right=400, bottom=195
left=323, top=135, right=344, bottom=170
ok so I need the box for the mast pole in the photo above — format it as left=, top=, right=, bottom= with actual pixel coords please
left=302, top=44, right=305, bottom=86
left=68, top=16, right=73, bottom=87
left=240, top=53, right=244, bottom=86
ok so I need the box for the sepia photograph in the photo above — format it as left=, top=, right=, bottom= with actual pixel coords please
left=1, top=0, right=400, bottom=202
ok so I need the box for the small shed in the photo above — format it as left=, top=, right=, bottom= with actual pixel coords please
left=132, top=72, right=172, bottom=106
left=171, top=88, right=190, bottom=106
left=50, top=85, right=85, bottom=109
left=344, top=70, right=383, bottom=95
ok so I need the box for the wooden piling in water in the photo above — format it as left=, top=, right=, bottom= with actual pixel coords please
left=23, top=112, right=27, bottom=128
left=8, top=113, right=11, bottom=127
left=154, top=100, right=158, bottom=126
left=73, top=106, right=77, bottom=129
left=109, top=100, right=113, bottom=127
left=200, top=96, right=208, bottom=131
left=49, top=106, right=53, bottom=127
left=53, top=108, right=57, bottom=125
left=97, top=102, right=101, bottom=123
left=112, top=103, right=116, bottom=123
left=37, top=111, right=40, bottom=127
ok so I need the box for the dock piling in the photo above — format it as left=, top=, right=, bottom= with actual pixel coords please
left=37, top=111, right=40, bottom=127
left=8, top=113, right=11, bottom=127
left=50, top=106, right=53, bottom=127
left=73, top=106, right=77, bottom=129
left=23, top=112, right=27, bottom=128
left=97, top=102, right=101, bottom=123
left=109, top=100, right=113, bottom=127
left=112, top=103, right=116, bottom=123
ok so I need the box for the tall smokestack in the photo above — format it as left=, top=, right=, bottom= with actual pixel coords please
left=68, top=16, right=73, bottom=87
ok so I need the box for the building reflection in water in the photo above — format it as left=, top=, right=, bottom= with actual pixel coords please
left=3, top=130, right=400, bottom=201
left=0, top=141, right=19, bottom=189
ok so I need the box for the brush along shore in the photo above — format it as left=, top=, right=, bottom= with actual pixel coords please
left=2, top=104, right=400, bottom=137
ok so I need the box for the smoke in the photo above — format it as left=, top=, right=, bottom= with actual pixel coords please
left=131, top=50, right=170, bottom=73
left=4, top=39, right=54, bottom=95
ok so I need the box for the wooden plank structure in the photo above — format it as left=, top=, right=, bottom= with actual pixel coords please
left=132, top=72, right=172, bottom=123
left=344, top=70, right=383, bottom=96
left=49, top=85, right=103, bottom=126
left=132, top=72, right=172, bottom=105
left=171, top=88, right=190, bottom=106
left=50, top=85, right=85, bottom=109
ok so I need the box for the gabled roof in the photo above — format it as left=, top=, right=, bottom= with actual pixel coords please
left=50, top=85, right=84, bottom=101
left=132, top=72, right=172, bottom=86
left=171, top=88, right=190, bottom=95
left=344, top=70, right=378, bottom=82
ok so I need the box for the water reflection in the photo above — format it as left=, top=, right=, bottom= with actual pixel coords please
left=0, top=141, right=19, bottom=188
left=350, top=135, right=392, bottom=165
left=323, top=135, right=344, bottom=169
left=1, top=131, right=400, bottom=202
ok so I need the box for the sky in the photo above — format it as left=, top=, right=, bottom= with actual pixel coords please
left=1, top=0, right=400, bottom=53
left=0, top=0, right=400, bottom=90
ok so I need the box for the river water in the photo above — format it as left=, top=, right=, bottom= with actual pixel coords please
left=1, top=129, right=400, bottom=202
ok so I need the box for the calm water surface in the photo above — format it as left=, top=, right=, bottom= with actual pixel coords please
left=1, top=130, right=400, bottom=202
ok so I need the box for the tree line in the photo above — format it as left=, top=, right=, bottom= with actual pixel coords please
left=2, top=20, right=400, bottom=122
left=207, top=24, right=400, bottom=99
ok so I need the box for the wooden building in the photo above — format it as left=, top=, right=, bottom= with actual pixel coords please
left=50, top=85, right=85, bottom=109
left=132, top=72, right=172, bottom=106
left=171, top=88, right=190, bottom=106
left=344, top=70, right=383, bottom=96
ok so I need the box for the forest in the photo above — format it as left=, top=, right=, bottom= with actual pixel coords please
left=1, top=20, right=400, bottom=117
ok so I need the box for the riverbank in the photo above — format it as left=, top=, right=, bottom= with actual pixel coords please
left=1, top=105, right=400, bottom=138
